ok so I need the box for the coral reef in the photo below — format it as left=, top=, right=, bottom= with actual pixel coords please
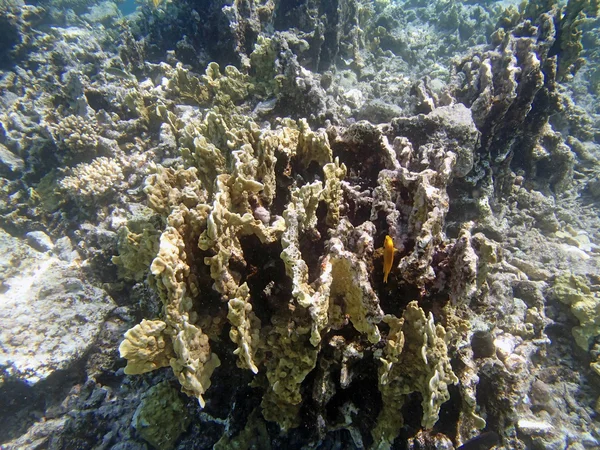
left=0, top=0, right=599, bottom=449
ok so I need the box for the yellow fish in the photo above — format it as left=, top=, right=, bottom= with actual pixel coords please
left=383, top=235, right=395, bottom=283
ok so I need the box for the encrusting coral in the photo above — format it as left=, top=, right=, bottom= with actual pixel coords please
left=552, top=273, right=600, bottom=372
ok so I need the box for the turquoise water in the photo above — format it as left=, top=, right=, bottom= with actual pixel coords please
left=118, top=0, right=138, bottom=16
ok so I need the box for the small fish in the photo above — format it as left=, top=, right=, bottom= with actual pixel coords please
left=383, top=235, right=395, bottom=283
left=457, top=431, right=500, bottom=450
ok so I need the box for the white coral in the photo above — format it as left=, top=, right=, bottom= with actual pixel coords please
left=60, top=156, right=124, bottom=200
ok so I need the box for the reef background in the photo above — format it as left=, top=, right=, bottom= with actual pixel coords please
left=0, top=0, right=600, bottom=449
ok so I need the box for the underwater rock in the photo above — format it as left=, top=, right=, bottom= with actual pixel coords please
left=1, top=417, right=68, bottom=450
left=0, top=229, right=115, bottom=385
left=391, top=103, right=479, bottom=178
left=0, top=143, right=24, bottom=178
left=25, top=230, right=54, bottom=252
left=471, top=330, right=495, bottom=359
left=81, top=1, right=120, bottom=26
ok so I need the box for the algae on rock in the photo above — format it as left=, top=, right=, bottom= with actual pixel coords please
left=552, top=273, right=600, bottom=352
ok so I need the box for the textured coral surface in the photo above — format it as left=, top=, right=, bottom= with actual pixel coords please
left=0, top=0, right=600, bottom=449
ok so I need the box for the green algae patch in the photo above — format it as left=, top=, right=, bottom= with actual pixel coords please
left=552, top=273, right=600, bottom=351
left=132, top=381, right=191, bottom=450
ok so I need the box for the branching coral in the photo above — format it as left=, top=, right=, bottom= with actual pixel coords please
left=227, top=283, right=261, bottom=374
left=166, top=62, right=250, bottom=110
left=119, top=319, right=174, bottom=375
left=51, top=114, right=99, bottom=158
left=112, top=213, right=161, bottom=282
left=60, top=156, right=124, bottom=202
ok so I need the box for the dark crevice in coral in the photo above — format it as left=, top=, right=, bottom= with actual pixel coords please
left=208, top=353, right=261, bottom=421
left=344, top=191, right=372, bottom=228
left=204, top=321, right=259, bottom=421
left=326, top=316, right=364, bottom=343
left=298, top=364, right=324, bottom=441
left=239, top=234, right=290, bottom=323
left=176, top=411, right=224, bottom=449
left=373, top=256, right=418, bottom=315
left=269, top=422, right=313, bottom=449
left=402, top=391, right=425, bottom=432
left=227, top=386, right=264, bottom=435
left=290, top=157, right=325, bottom=186
left=377, top=281, right=418, bottom=319
left=316, top=0, right=340, bottom=72
left=372, top=211, right=392, bottom=249
left=301, top=200, right=327, bottom=285
left=476, top=361, right=517, bottom=431
left=509, top=90, right=554, bottom=182
left=84, top=90, right=111, bottom=112
left=22, top=141, right=61, bottom=185
left=324, top=430, right=361, bottom=450
left=435, top=383, right=461, bottom=442
left=391, top=395, right=429, bottom=448
left=324, top=357, right=381, bottom=448
left=93, top=370, right=126, bottom=393
left=390, top=121, right=438, bottom=155
left=420, top=290, right=450, bottom=321
left=273, top=0, right=305, bottom=31
left=397, top=182, right=416, bottom=210
left=104, top=281, right=137, bottom=309
left=271, top=150, right=294, bottom=218
left=329, top=125, right=388, bottom=191
left=331, top=147, right=385, bottom=192
left=446, top=184, right=481, bottom=238
left=193, top=247, right=225, bottom=313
